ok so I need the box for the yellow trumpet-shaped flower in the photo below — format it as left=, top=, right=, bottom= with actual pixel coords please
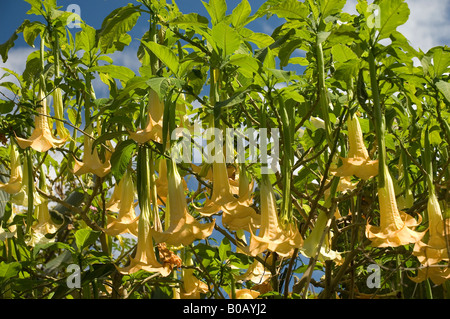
left=331, top=114, right=378, bottom=180
left=116, top=212, right=171, bottom=276
left=365, top=168, right=424, bottom=247
left=27, top=195, right=61, bottom=246
left=0, top=142, right=22, bottom=194
left=103, top=170, right=139, bottom=237
left=300, top=211, right=343, bottom=264
left=180, top=268, right=209, bottom=299
left=409, top=266, right=450, bottom=286
left=194, top=153, right=260, bottom=232
left=248, top=175, right=303, bottom=257
left=73, top=136, right=112, bottom=177
left=128, top=89, right=164, bottom=144
left=151, top=160, right=214, bottom=247
left=413, top=193, right=449, bottom=266
left=52, top=87, right=70, bottom=140
left=235, top=289, right=260, bottom=299
left=16, top=89, right=67, bottom=152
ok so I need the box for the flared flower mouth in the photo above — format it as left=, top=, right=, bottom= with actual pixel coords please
left=128, top=89, right=164, bottom=144
left=193, top=151, right=260, bottom=232
left=412, top=193, right=449, bottom=266
left=151, top=159, right=214, bottom=247
left=73, top=135, right=112, bottom=177
left=0, top=142, right=23, bottom=194
left=235, top=289, right=260, bottom=299
left=27, top=194, right=61, bottom=246
left=409, top=265, right=450, bottom=286
left=248, top=175, right=303, bottom=257
left=331, top=114, right=378, bottom=180
left=180, top=268, right=209, bottom=299
left=16, top=90, right=68, bottom=152
left=116, top=217, right=171, bottom=277
left=103, top=170, right=139, bottom=237
left=366, top=168, right=424, bottom=248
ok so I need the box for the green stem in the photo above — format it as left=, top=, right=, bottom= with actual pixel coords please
left=368, top=49, right=387, bottom=187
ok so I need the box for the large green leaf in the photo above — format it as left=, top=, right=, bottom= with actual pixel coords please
left=88, top=65, right=136, bottom=82
left=0, top=262, right=21, bottom=285
left=110, top=140, right=136, bottom=182
left=75, top=229, right=101, bottom=251
left=141, top=41, right=180, bottom=76
left=377, top=0, right=410, bottom=41
left=318, top=0, right=346, bottom=19
left=168, top=13, right=209, bottom=27
left=331, top=44, right=358, bottom=63
left=202, top=0, right=227, bottom=25
left=436, top=80, right=450, bottom=103
left=0, top=31, right=18, bottom=63
left=211, top=22, right=241, bottom=57
left=269, top=0, right=308, bottom=20
left=432, top=47, right=450, bottom=78
left=96, top=3, right=141, bottom=52
left=230, top=0, right=252, bottom=28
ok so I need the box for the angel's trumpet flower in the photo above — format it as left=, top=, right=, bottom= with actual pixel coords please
left=151, top=159, right=214, bottom=247
left=248, top=175, right=303, bottom=257
left=234, top=230, right=271, bottom=284
left=0, top=205, right=18, bottom=241
left=103, top=170, right=139, bottom=237
left=116, top=208, right=171, bottom=276
left=409, top=266, right=450, bottom=286
left=365, top=168, right=424, bottom=247
left=28, top=171, right=61, bottom=246
left=11, top=155, right=41, bottom=207
left=194, top=152, right=260, bottom=232
left=27, top=195, right=60, bottom=246
left=129, top=89, right=164, bottom=144
left=332, top=114, right=378, bottom=180
left=73, top=135, right=111, bottom=178
left=0, top=142, right=22, bottom=194
left=300, top=211, right=342, bottom=263
left=16, top=89, right=68, bottom=152
left=180, top=253, right=209, bottom=299
left=235, top=289, right=260, bottom=299
left=413, top=193, right=449, bottom=266
left=52, top=87, right=70, bottom=140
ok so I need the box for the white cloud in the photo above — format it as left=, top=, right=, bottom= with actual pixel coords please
left=344, top=0, right=450, bottom=52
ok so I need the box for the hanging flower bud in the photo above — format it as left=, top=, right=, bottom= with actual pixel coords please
left=0, top=142, right=23, bottom=194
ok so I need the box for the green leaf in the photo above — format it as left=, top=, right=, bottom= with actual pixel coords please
left=0, top=100, right=15, bottom=114
left=24, top=0, right=43, bottom=15
left=141, top=41, right=180, bottom=76
left=318, top=0, right=346, bottom=19
left=0, top=262, right=21, bottom=285
left=21, top=20, right=45, bottom=48
left=211, top=22, right=241, bottom=57
left=432, top=47, right=450, bottom=78
left=110, top=140, right=136, bottom=182
left=202, top=0, right=227, bottom=25
left=436, top=80, right=450, bottom=103
left=0, top=31, right=18, bottom=63
left=331, top=44, right=357, bottom=63
left=88, top=65, right=135, bottom=82
left=229, top=54, right=260, bottom=78
left=169, top=13, right=209, bottom=27
left=219, top=237, right=231, bottom=262
left=231, top=0, right=252, bottom=28
left=269, top=0, right=308, bottom=20
left=377, top=0, right=410, bottom=41
left=75, top=24, right=97, bottom=53
left=96, top=4, right=141, bottom=52
left=75, top=229, right=101, bottom=251
left=33, top=242, right=74, bottom=258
